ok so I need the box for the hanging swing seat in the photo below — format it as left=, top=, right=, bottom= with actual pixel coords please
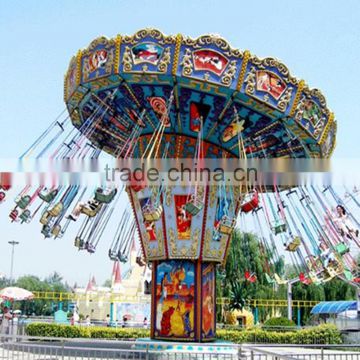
left=117, top=252, right=128, bottom=263
left=274, top=273, right=288, bottom=285
left=40, top=211, right=51, bottom=225
left=9, top=209, right=19, bottom=222
left=271, top=220, right=287, bottom=235
left=213, top=229, right=222, bottom=242
left=85, top=242, right=96, bottom=254
left=265, top=273, right=275, bottom=284
left=94, top=188, right=117, bottom=204
left=142, top=204, right=163, bottom=222
left=48, top=202, right=64, bottom=217
left=16, top=195, right=31, bottom=210
left=241, top=191, right=259, bottom=213
left=51, top=225, right=61, bottom=237
left=136, top=256, right=146, bottom=266
left=0, top=191, right=6, bottom=202
left=39, top=189, right=58, bottom=203
left=80, top=201, right=102, bottom=217
left=108, top=250, right=118, bottom=261
left=74, top=237, right=85, bottom=249
left=19, top=209, right=31, bottom=224
left=285, top=236, right=301, bottom=252
left=299, top=273, right=312, bottom=285
left=41, top=225, right=51, bottom=238
left=335, top=242, right=350, bottom=255
left=344, top=269, right=354, bottom=282
left=308, top=271, right=321, bottom=285
left=219, top=216, right=236, bottom=235
left=184, top=195, right=204, bottom=215
left=325, top=262, right=344, bottom=279
left=0, top=184, right=11, bottom=191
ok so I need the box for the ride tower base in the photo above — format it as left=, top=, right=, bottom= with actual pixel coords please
left=151, top=260, right=216, bottom=342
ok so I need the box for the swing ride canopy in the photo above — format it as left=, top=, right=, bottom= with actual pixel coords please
left=60, top=29, right=339, bottom=265
left=64, top=29, right=336, bottom=160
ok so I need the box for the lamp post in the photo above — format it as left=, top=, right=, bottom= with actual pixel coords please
left=8, top=241, right=19, bottom=284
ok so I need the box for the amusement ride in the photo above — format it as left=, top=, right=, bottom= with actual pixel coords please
left=0, top=29, right=358, bottom=342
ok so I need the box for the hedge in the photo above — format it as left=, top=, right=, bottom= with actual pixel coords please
left=263, top=317, right=296, bottom=328
left=26, top=323, right=342, bottom=344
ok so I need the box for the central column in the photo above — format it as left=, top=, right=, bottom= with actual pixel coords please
left=151, top=260, right=216, bottom=342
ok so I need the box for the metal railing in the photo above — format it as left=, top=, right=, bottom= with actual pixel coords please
left=0, top=335, right=360, bottom=360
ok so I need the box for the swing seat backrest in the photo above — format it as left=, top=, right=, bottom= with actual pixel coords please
left=19, top=209, right=31, bottom=223
left=143, top=204, right=163, bottom=222
left=16, top=195, right=31, bottom=210
left=265, top=273, right=275, bottom=284
left=108, top=250, right=117, bottom=261
left=48, top=202, right=64, bottom=217
left=136, top=256, right=146, bottom=266
left=41, top=225, right=51, bottom=237
left=118, top=253, right=128, bottom=263
left=40, top=211, right=50, bottom=225
left=241, top=191, right=259, bottom=213
left=51, top=225, right=61, bottom=237
left=39, top=189, right=58, bottom=203
left=219, top=216, right=236, bottom=234
left=212, top=230, right=222, bottom=242
left=9, top=209, right=19, bottom=221
left=86, top=243, right=96, bottom=253
left=271, top=220, right=287, bottom=235
left=95, top=188, right=117, bottom=204
left=81, top=202, right=102, bottom=217
left=335, top=242, right=349, bottom=255
left=274, top=273, right=287, bottom=284
left=184, top=197, right=203, bottom=215
left=286, top=237, right=301, bottom=252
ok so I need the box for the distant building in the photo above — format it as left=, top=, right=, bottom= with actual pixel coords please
left=74, top=249, right=151, bottom=321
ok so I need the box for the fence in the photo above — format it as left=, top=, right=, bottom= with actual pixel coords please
left=1, top=335, right=360, bottom=360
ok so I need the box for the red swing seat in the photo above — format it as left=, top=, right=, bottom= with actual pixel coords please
left=241, top=191, right=259, bottom=213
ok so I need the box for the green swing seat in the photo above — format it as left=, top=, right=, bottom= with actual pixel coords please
left=271, top=220, right=287, bottom=235
left=19, top=209, right=31, bottom=224
left=335, top=242, right=350, bottom=256
left=16, top=195, right=31, bottom=210
left=39, top=189, right=58, bottom=203
left=265, top=273, right=275, bottom=284
left=94, top=188, right=117, bottom=204
left=184, top=195, right=204, bottom=216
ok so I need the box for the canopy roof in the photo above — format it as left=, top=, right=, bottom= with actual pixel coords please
left=311, top=301, right=357, bottom=315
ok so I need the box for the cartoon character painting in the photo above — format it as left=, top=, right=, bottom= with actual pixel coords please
left=302, top=99, right=322, bottom=126
left=256, top=71, right=286, bottom=100
left=88, top=49, right=108, bottom=72
left=132, top=43, right=163, bottom=65
left=144, top=220, right=156, bottom=241
left=155, top=260, right=195, bottom=339
left=160, top=306, right=175, bottom=336
left=193, top=49, right=229, bottom=76
left=202, top=263, right=215, bottom=339
left=174, top=195, right=192, bottom=240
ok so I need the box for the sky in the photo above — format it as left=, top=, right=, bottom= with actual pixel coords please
left=0, top=0, right=360, bottom=286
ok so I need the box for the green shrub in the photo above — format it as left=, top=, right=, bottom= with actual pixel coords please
left=26, top=323, right=341, bottom=344
left=263, top=317, right=296, bottom=329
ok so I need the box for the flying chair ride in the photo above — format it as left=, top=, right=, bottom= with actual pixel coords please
left=5, top=29, right=358, bottom=343
left=62, top=29, right=337, bottom=342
